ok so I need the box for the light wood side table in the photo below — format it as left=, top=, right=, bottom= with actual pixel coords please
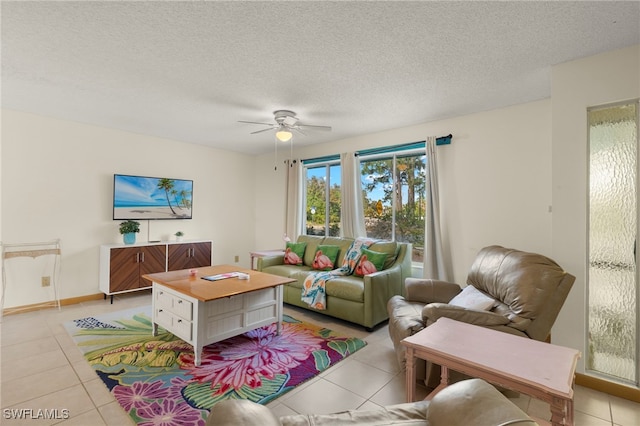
left=402, top=318, right=580, bottom=426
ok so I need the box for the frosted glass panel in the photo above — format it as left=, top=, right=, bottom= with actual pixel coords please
left=588, top=102, right=638, bottom=384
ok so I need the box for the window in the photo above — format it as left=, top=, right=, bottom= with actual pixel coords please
left=304, top=161, right=341, bottom=236
left=302, top=143, right=428, bottom=263
left=360, top=148, right=426, bottom=263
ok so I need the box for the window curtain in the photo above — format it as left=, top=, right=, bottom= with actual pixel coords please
left=285, top=159, right=303, bottom=241
left=423, top=136, right=449, bottom=280
left=340, top=152, right=367, bottom=238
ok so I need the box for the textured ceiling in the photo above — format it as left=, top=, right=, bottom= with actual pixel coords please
left=2, top=1, right=639, bottom=155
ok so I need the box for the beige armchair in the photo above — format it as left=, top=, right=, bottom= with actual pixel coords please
left=206, top=378, right=538, bottom=426
left=388, top=245, right=575, bottom=387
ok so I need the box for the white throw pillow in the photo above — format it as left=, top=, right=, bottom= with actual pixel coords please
left=448, top=285, right=495, bottom=311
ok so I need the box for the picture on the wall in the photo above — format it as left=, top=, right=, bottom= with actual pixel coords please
left=113, top=174, right=193, bottom=220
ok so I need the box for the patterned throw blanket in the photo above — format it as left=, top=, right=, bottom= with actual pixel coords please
left=301, top=238, right=378, bottom=310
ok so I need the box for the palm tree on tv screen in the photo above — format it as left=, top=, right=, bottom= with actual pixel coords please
left=179, top=189, right=192, bottom=208
left=157, top=178, right=178, bottom=215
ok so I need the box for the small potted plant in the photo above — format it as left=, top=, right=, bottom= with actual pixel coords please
left=175, top=231, right=184, bottom=242
left=119, top=220, right=140, bottom=244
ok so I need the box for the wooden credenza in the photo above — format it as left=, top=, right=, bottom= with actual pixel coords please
left=99, top=240, right=212, bottom=302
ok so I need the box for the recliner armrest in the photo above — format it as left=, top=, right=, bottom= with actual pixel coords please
left=206, top=399, right=281, bottom=426
left=423, top=303, right=510, bottom=327
left=427, top=379, right=537, bottom=426
left=404, top=278, right=461, bottom=304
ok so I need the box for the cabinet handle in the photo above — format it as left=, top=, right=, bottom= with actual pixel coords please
left=158, top=309, right=163, bottom=312
left=177, top=300, right=183, bottom=304
left=140, top=252, right=145, bottom=263
left=135, top=253, right=140, bottom=263
left=177, top=319, right=182, bottom=323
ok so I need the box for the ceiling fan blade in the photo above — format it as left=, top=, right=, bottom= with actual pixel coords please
left=238, top=120, right=275, bottom=126
left=250, top=127, right=276, bottom=135
left=297, top=124, right=332, bottom=131
left=292, top=127, right=307, bottom=136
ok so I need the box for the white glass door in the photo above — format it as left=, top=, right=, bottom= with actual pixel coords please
left=588, top=101, right=639, bottom=385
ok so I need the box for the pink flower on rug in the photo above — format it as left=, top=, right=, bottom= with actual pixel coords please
left=136, top=399, right=205, bottom=426
left=113, top=380, right=170, bottom=411
left=167, top=376, right=192, bottom=399
left=180, top=322, right=323, bottom=395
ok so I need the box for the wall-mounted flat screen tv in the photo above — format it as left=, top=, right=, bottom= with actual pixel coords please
left=113, top=174, right=193, bottom=220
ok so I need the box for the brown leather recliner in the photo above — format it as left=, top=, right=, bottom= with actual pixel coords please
left=387, top=245, right=575, bottom=388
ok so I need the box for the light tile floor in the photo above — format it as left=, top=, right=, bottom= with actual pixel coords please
left=0, top=291, right=638, bottom=425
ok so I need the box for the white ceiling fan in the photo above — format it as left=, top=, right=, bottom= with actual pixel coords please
left=239, top=110, right=332, bottom=142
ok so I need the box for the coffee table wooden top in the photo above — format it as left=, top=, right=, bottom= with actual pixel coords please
left=402, top=317, right=581, bottom=398
left=143, top=264, right=295, bottom=302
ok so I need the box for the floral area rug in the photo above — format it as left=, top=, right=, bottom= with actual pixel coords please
left=64, top=306, right=366, bottom=426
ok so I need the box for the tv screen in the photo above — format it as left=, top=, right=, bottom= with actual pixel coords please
left=113, top=174, right=193, bottom=220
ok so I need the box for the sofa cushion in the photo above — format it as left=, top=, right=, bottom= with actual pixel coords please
left=289, top=269, right=315, bottom=285
left=320, top=236, right=354, bottom=266
left=282, top=272, right=364, bottom=302
left=369, top=240, right=398, bottom=269
left=284, top=242, right=306, bottom=265
left=263, top=264, right=313, bottom=278
left=312, top=245, right=340, bottom=271
left=297, top=235, right=325, bottom=266
left=354, top=248, right=388, bottom=277
left=325, top=276, right=365, bottom=302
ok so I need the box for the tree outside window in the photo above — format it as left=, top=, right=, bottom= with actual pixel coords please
left=305, top=163, right=341, bottom=236
left=360, top=152, right=426, bottom=262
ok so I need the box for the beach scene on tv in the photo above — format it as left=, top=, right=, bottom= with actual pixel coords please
left=113, top=175, right=193, bottom=220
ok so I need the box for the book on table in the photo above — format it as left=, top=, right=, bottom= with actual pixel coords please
left=201, top=272, right=242, bottom=281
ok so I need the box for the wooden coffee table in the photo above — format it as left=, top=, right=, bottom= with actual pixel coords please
left=143, top=265, right=295, bottom=366
left=402, top=318, right=580, bottom=426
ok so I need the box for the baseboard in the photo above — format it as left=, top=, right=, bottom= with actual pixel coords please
left=575, top=373, right=640, bottom=403
left=2, top=293, right=105, bottom=316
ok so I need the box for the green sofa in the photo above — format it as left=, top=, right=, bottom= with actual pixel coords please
left=257, top=235, right=412, bottom=329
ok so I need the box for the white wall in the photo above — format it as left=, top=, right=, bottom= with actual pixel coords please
left=1, top=111, right=256, bottom=308
left=551, top=44, right=640, bottom=374
left=255, top=99, right=553, bottom=284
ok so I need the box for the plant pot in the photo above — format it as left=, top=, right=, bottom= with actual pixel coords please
left=123, top=233, right=136, bottom=245
left=176, top=236, right=183, bottom=242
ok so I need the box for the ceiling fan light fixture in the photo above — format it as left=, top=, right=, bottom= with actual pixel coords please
left=275, top=128, right=293, bottom=142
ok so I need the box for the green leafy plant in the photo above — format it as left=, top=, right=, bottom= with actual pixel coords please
left=175, top=231, right=184, bottom=237
left=119, top=220, right=140, bottom=235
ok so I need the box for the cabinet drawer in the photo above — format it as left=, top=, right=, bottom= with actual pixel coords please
left=155, top=308, right=173, bottom=330
left=172, top=316, right=192, bottom=342
left=173, top=297, right=193, bottom=319
left=155, top=289, right=174, bottom=310
left=155, top=289, right=193, bottom=320
left=154, top=307, right=193, bottom=342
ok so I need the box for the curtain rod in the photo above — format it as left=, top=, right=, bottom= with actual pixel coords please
left=436, top=134, right=453, bottom=145
left=303, top=134, right=453, bottom=164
